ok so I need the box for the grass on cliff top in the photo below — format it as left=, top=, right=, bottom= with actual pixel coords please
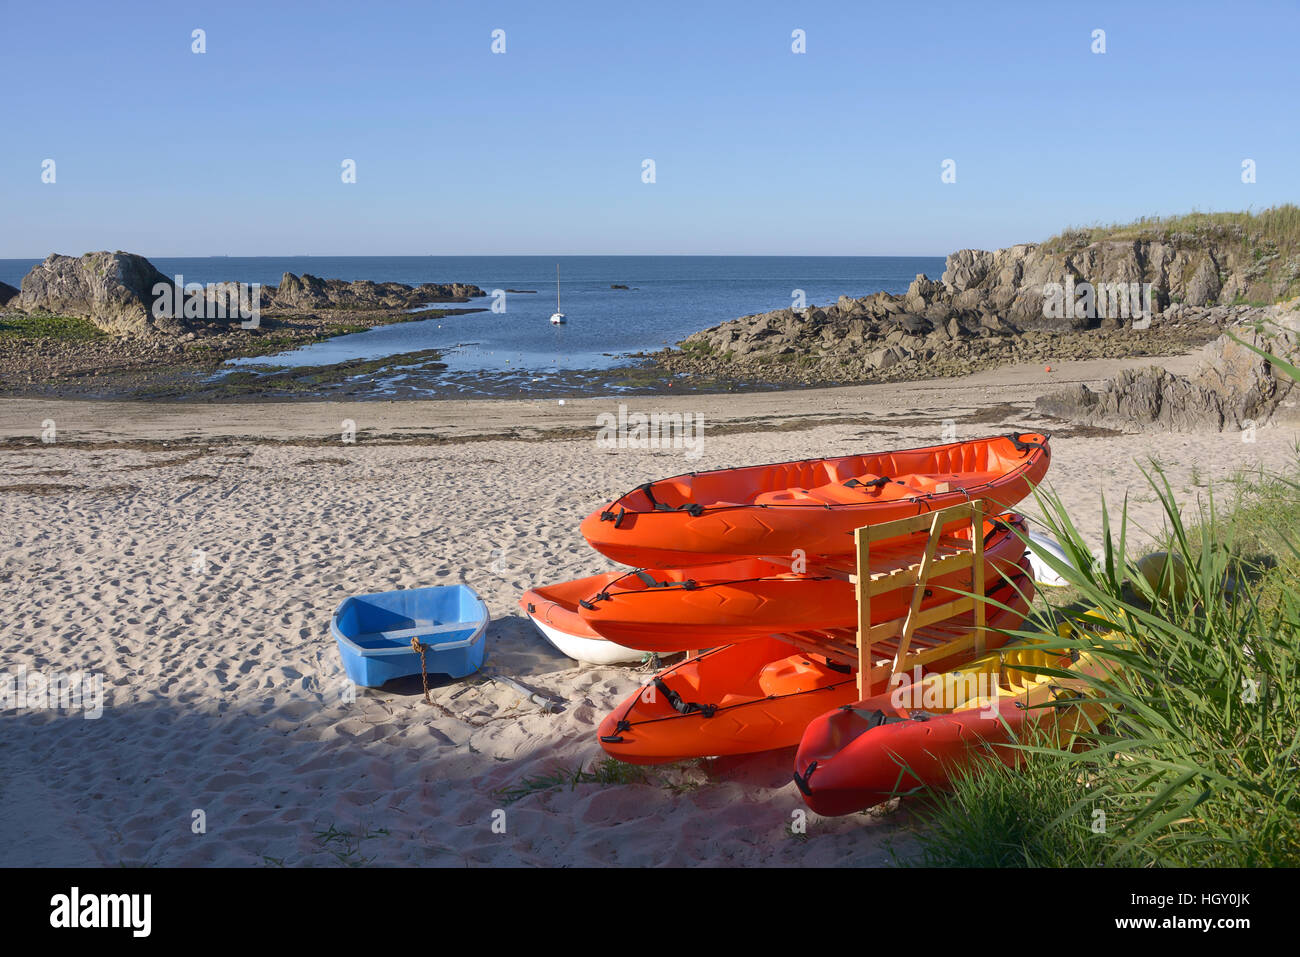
left=0, top=312, right=107, bottom=341
left=1039, top=205, right=1300, bottom=302
left=1041, top=204, right=1300, bottom=251
left=909, top=455, right=1300, bottom=867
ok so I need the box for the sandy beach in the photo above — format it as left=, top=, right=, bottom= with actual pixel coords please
left=2, top=355, right=1298, bottom=867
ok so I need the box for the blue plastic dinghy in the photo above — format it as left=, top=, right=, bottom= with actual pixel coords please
left=331, top=584, right=489, bottom=687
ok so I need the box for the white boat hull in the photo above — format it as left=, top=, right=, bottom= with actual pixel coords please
left=1026, top=531, right=1075, bottom=587
left=526, top=614, right=643, bottom=665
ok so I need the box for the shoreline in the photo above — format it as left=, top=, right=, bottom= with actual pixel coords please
left=0, top=355, right=1193, bottom=447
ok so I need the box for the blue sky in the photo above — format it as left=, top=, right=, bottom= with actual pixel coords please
left=2, top=0, right=1296, bottom=257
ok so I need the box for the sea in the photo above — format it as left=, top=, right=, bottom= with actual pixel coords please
left=0, top=256, right=944, bottom=390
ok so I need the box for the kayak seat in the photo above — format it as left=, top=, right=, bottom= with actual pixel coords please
left=756, top=471, right=900, bottom=506
left=754, top=487, right=819, bottom=505
left=892, top=471, right=1000, bottom=494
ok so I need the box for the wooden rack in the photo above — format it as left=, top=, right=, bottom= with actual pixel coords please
left=769, top=499, right=987, bottom=697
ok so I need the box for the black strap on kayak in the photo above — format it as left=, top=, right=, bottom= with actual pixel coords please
left=793, top=761, right=818, bottom=796
left=636, top=482, right=706, bottom=517
left=844, top=476, right=897, bottom=490
left=1005, top=433, right=1048, bottom=454
left=986, top=514, right=1021, bottom=540
left=600, top=719, right=632, bottom=744
left=824, top=658, right=852, bottom=675
left=652, top=502, right=706, bottom=516
left=636, top=482, right=659, bottom=507
left=653, top=678, right=717, bottom=718
left=598, top=506, right=628, bottom=527
left=578, top=590, right=613, bottom=610
left=593, top=569, right=825, bottom=605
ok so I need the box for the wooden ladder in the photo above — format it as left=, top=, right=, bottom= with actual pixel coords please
left=851, top=499, right=986, bottom=696
left=759, top=499, right=988, bottom=697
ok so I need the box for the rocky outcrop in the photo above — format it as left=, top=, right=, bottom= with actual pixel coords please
left=1035, top=301, right=1300, bottom=431
left=1036, top=369, right=1230, bottom=431
left=11, top=253, right=487, bottom=336
left=271, top=273, right=483, bottom=310
left=661, top=224, right=1292, bottom=387
left=16, top=252, right=184, bottom=336
left=938, top=239, right=1254, bottom=331
left=0, top=281, right=18, bottom=307
left=662, top=272, right=1243, bottom=386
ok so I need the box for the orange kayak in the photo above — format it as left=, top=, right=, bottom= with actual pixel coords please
left=596, top=563, right=1035, bottom=764
left=579, top=514, right=1028, bottom=651
left=580, top=433, right=1049, bottom=568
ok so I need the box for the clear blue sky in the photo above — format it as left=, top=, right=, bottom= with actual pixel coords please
left=2, top=0, right=1296, bottom=257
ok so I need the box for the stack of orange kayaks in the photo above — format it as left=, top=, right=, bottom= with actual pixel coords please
left=519, top=433, right=1050, bottom=759
left=596, top=560, right=1035, bottom=764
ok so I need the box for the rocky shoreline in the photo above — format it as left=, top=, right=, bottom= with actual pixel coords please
left=5, top=228, right=1300, bottom=418
left=0, top=251, right=488, bottom=397
left=655, top=231, right=1300, bottom=431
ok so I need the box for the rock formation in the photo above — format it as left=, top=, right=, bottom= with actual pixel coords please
left=1036, top=301, right=1300, bottom=431
left=0, top=281, right=18, bottom=307
left=10, top=253, right=487, bottom=337
left=660, top=230, right=1290, bottom=386
left=16, top=252, right=183, bottom=336
left=271, top=273, right=483, bottom=310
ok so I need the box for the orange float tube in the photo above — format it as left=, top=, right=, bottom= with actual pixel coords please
left=794, top=616, right=1115, bottom=816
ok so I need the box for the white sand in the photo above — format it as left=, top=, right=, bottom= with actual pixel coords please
left=2, top=358, right=1296, bottom=866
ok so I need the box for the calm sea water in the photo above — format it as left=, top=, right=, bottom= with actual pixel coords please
left=0, top=256, right=944, bottom=375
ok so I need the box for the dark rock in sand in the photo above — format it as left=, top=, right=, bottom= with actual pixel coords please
left=1036, top=302, right=1300, bottom=431
left=1037, top=368, right=1228, bottom=431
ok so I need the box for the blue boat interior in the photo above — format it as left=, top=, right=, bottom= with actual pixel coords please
left=336, top=586, right=485, bottom=652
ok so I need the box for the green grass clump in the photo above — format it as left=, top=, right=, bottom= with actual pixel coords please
left=1041, top=205, right=1300, bottom=254
left=912, top=459, right=1300, bottom=867
left=910, top=749, right=1123, bottom=867
left=495, top=758, right=648, bottom=804
left=0, top=312, right=107, bottom=340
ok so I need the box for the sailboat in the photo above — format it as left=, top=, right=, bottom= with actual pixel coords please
left=550, top=264, right=566, bottom=324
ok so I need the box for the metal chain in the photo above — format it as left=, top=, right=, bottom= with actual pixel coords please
left=410, top=636, right=431, bottom=705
